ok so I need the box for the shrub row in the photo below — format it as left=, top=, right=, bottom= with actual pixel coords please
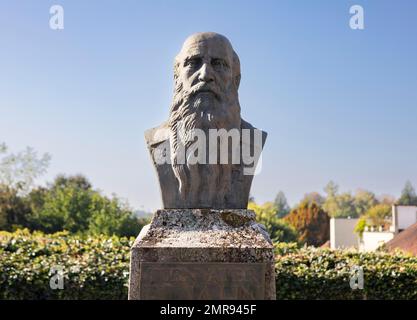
left=0, top=229, right=131, bottom=299
left=1, top=230, right=417, bottom=299
left=274, top=243, right=417, bottom=299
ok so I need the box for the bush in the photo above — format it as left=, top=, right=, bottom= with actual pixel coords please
left=1, top=230, right=417, bottom=299
left=275, top=243, right=417, bottom=299
left=0, top=229, right=132, bottom=299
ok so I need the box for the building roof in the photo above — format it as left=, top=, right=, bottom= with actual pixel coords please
left=386, top=221, right=417, bottom=256
left=321, top=240, right=330, bottom=248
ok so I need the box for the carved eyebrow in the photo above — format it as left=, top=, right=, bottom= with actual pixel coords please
left=183, top=55, right=202, bottom=65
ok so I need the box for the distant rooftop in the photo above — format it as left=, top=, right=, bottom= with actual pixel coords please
left=386, top=222, right=417, bottom=256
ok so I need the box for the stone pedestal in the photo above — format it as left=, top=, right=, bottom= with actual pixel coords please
left=128, top=209, right=276, bottom=300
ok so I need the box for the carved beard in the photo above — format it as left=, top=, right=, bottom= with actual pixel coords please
left=168, top=81, right=241, bottom=207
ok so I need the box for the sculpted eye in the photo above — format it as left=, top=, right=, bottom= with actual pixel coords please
left=184, top=57, right=201, bottom=68
left=211, top=58, right=228, bottom=69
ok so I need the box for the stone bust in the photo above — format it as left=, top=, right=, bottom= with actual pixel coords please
left=145, top=32, right=266, bottom=209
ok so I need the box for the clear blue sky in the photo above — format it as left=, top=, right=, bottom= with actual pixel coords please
left=1, top=0, right=417, bottom=211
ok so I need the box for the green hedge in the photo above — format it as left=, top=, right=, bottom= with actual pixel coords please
left=274, top=243, right=417, bottom=299
left=0, top=229, right=131, bottom=299
left=1, top=230, right=417, bottom=299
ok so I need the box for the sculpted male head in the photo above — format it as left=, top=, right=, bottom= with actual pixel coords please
left=170, top=32, right=241, bottom=132
left=174, top=32, right=241, bottom=100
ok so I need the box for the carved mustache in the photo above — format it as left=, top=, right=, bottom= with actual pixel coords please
left=190, top=84, right=220, bottom=100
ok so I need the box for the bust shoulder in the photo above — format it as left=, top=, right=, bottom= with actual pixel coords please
left=241, top=118, right=268, bottom=146
left=144, top=121, right=170, bottom=148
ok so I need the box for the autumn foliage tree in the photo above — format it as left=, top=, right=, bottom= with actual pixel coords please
left=284, top=201, right=330, bottom=246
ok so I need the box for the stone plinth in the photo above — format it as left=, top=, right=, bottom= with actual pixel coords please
left=128, top=209, right=276, bottom=300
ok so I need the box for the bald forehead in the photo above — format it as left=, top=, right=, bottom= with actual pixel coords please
left=182, top=33, right=233, bottom=52
left=178, top=33, right=234, bottom=61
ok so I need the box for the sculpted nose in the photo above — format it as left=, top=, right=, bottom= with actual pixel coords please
left=198, top=63, right=214, bottom=83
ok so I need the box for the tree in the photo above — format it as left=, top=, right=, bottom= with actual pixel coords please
left=324, top=181, right=338, bottom=198
left=355, top=204, right=392, bottom=236
left=0, top=184, right=31, bottom=231
left=248, top=201, right=298, bottom=243
left=354, top=189, right=378, bottom=216
left=323, top=181, right=340, bottom=216
left=30, top=174, right=141, bottom=236
left=323, top=192, right=357, bottom=218
left=0, top=143, right=50, bottom=194
left=273, top=191, right=290, bottom=218
left=284, top=201, right=330, bottom=246
left=0, top=143, right=50, bottom=231
left=87, top=193, right=142, bottom=237
left=354, top=217, right=367, bottom=237
left=378, top=194, right=396, bottom=206
left=51, top=174, right=92, bottom=191
left=365, top=204, right=392, bottom=227
left=32, top=180, right=94, bottom=233
left=397, top=181, right=417, bottom=206
left=323, top=181, right=357, bottom=218
left=299, top=192, right=325, bottom=207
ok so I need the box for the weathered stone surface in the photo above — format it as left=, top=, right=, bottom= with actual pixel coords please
left=128, top=209, right=276, bottom=300
left=145, top=32, right=267, bottom=209
left=139, top=262, right=266, bottom=300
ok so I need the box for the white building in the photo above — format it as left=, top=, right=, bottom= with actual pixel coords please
left=331, top=205, right=417, bottom=252
left=391, top=205, right=417, bottom=233
left=359, top=205, right=417, bottom=252
left=330, top=217, right=360, bottom=249
left=359, top=229, right=394, bottom=252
